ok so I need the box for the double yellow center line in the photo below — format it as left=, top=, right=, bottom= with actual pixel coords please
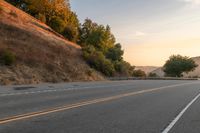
left=0, top=82, right=194, bottom=125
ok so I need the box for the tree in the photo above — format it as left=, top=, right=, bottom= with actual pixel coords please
left=82, top=45, right=115, bottom=76
left=106, top=43, right=124, bottom=61
left=132, top=70, right=146, bottom=77
left=62, top=12, right=80, bottom=42
left=79, top=19, right=115, bottom=53
left=163, top=55, right=198, bottom=77
left=49, top=16, right=66, bottom=33
left=114, top=61, right=135, bottom=76
left=6, top=0, right=80, bottom=42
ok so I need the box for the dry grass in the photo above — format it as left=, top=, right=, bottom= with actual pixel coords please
left=0, top=1, right=104, bottom=85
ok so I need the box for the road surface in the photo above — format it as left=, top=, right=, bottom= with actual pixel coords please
left=0, top=80, right=200, bottom=133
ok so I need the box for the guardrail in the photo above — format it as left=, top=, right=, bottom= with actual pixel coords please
left=107, top=77, right=199, bottom=81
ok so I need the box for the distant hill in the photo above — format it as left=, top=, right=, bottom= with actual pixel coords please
left=0, top=1, right=103, bottom=85
left=151, top=56, right=200, bottom=78
left=151, top=68, right=165, bottom=77
left=183, top=56, right=200, bottom=77
left=135, top=66, right=159, bottom=75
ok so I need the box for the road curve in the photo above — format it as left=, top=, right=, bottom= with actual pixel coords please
left=0, top=80, right=200, bottom=133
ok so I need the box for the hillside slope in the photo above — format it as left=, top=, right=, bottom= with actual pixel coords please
left=151, top=56, right=200, bottom=77
left=0, top=1, right=104, bottom=85
left=183, top=56, right=200, bottom=77
left=135, top=66, right=159, bottom=75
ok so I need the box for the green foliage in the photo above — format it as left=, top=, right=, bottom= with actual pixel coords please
left=83, top=46, right=115, bottom=76
left=106, top=43, right=124, bottom=61
left=79, top=19, right=115, bottom=53
left=79, top=19, right=135, bottom=77
left=6, top=0, right=136, bottom=77
left=114, top=61, right=135, bottom=76
left=5, top=0, right=25, bottom=8
left=63, top=12, right=80, bottom=42
left=6, top=0, right=80, bottom=42
left=132, top=70, right=146, bottom=77
left=148, top=72, right=158, bottom=77
left=49, top=16, right=66, bottom=33
left=35, top=13, right=46, bottom=23
left=163, top=55, right=198, bottom=77
left=0, top=50, right=16, bottom=66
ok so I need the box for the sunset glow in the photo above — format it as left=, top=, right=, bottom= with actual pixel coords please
left=71, top=0, right=200, bottom=66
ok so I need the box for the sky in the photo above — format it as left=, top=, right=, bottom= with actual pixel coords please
left=70, top=0, right=200, bottom=66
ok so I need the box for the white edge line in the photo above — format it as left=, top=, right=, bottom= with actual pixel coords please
left=162, top=91, right=200, bottom=133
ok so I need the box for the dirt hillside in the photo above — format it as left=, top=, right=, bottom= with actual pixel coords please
left=0, top=1, right=104, bottom=85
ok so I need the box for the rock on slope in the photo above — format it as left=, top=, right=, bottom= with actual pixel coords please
left=0, top=1, right=104, bottom=85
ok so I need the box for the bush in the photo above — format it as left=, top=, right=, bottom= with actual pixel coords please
left=62, top=26, right=78, bottom=42
left=9, top=11, right=18, bottom=18
left=83, top=46, right=115, bottom=76
left=132, top=69, right=146, bottom=77
left=114, top=61, right=134, bottom=76
left=148, top=72, right=158, bottom=77
left=36, top=13, right=46, bottom=23
left=48, top=17, right=66, bottom=33
left=0, top=50, right=16, bottom=66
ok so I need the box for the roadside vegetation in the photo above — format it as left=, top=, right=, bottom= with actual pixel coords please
left=6, top=0, right=136, bottom=77
left=132, top=69, right=146, bottom=77
left=0, top=49, right=16, bottom=66
left=148, top=72, right=158, bottom=77
left=163, top=55, right=198, bottom=77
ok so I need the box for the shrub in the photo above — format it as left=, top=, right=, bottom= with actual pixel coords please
left=114, top=61, right=135, bottom=76
left=36, top=13, right=46, bottom=23
left=48, top=17, right=66, bottom=33
left=83, top=46, right=115, bottom=76
left=0, top=50, right=16, bottom=66
left=132, top=69, right=146, bottom=77
left=9, top=11, right=18, bottom=18
left=62, top=26, right=78, bottom=42
left=148, top=72, right=158, bottom=77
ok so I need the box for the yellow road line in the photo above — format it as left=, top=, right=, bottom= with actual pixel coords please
left=0, top=82, right=195, bottom=125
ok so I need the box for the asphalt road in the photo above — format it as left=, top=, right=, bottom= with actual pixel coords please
left=0, top=80, right=200, bottom=133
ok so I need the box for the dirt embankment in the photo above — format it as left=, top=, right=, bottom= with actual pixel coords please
left=0, top=1, right=104, bottom=85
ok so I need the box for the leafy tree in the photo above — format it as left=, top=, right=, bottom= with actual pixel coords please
left=114, top=61, right=135, bottom=76
left=62, top=12, right=80, bottom=42
left=6, top=0, right=136, bottom=77
left=49, top=16, right=66, bottom=33
left=163, top=55, right=198, bottom=77
left=132, top=70, right=146, bottom=77
left=82, top=46, right=115, bottom=76
left=5, top=0, right=26, bottom=9
left=106, top=43, right=124, bottom=61
left=79, top=19, right=115, bottom=53
left=6, top=0, right=79, bottom=42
